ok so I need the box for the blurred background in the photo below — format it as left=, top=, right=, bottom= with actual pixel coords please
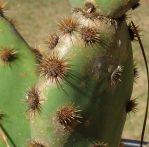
left=6, top=0, right=149, bottom=141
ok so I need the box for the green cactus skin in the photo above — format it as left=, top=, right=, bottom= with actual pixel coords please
left=29, top=0, right=140, bottom=147
left=0, top=16, right=38, bottom=147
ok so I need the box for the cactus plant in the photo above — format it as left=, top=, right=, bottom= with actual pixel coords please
left=0, top=0, right=148, bottom=147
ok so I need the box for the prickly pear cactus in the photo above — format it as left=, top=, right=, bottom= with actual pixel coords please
left=0, top=0, right=145, bottom=147
left=0, top=6, right=38, bottom=147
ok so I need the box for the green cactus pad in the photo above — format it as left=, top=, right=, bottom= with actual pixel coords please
left=0, top=16, right=38, bottom=147
left=30, top=5, right=134, bottom=147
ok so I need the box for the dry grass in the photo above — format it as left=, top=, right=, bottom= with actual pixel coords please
left=6, top=0, right=149, bottom=141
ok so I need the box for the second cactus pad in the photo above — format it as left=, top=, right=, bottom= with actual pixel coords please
left=0, top=16, right=38, bottom=147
